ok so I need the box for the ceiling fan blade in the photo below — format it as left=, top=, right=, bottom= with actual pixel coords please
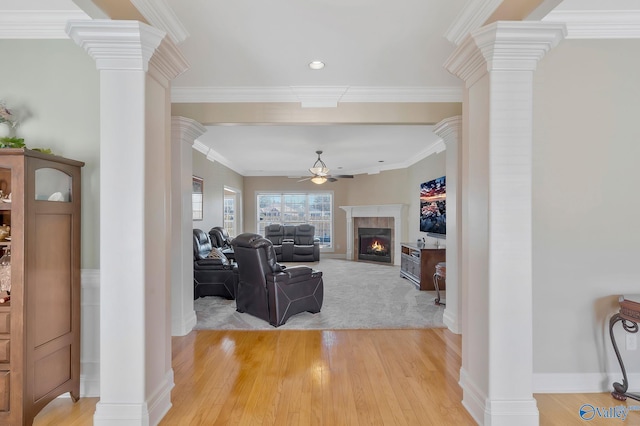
left=326, top=177, right=338, bottom=182
left=330, top=174, right=354, bottom=179
left=297, top=177, right=312, bottom=182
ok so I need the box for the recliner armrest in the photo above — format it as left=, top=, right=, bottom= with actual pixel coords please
left=266, top=266, right=322, bottom=284
left=194, top=258, right=231, bottom=269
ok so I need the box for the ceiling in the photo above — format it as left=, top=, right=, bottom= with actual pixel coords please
left=5, top=0, right=630, bottom=178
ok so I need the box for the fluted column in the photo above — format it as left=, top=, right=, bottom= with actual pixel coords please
left=433, top=116, right=462, bottom=334
left=445, top=21, right=565, bottom=426
left=171, top=117, right=206, bottom=336
left=67, top=19, right=188, bottom=426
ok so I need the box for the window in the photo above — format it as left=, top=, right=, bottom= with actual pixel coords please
left=224, top=188, right=237, bottom=237
left=192, top=176, right=203, bottom=221
left=257, top=192, right=333, bottom=248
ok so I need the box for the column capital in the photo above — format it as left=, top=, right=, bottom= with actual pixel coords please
left=445, top=21, right=566, bottom=86
left=434, top=116, right=462, bottom=147
left=66, top=20, right=165, bottom=72
left=172, top=116, right=206, bottom=147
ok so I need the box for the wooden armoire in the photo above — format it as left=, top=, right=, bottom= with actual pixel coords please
left=0, top=148, right=83, bottom=425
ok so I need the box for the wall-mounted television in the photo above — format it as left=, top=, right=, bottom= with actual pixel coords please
left=419, top=176, right=446, bottom=237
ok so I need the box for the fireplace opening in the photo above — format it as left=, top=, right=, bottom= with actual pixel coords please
left=358, top=228, right=392, bottom=263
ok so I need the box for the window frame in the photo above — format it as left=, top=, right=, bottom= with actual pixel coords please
left=192, top=176, right=203, bottom=221
left=256, top=190, right=334, bottom=251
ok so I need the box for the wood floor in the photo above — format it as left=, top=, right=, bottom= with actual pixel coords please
left=33, top=328, right=635, bottom=425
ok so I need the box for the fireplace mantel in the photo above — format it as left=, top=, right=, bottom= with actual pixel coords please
left=340, top=204, right=406, bottom=266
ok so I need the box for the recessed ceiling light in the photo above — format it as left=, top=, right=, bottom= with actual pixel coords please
left=309, top=61, right=325, bottom=70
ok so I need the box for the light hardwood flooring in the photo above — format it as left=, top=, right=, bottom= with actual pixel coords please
left=34, top=329, right=634, bottom=425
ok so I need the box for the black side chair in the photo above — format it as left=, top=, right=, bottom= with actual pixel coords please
left=193, top=229, right=237, bottom=300
left=232, top=233, right=323, bottom=327
left=208, top=226, right=235, bottom=261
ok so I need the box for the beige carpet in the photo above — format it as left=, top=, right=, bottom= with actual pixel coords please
left=193, top=258, right=445, bottom=330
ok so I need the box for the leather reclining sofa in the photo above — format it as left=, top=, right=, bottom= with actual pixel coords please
left=264, top=224, right=320, bottom=262
left=193, top=229, right=237, bottom=299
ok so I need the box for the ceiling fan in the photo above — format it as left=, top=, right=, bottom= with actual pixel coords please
left=298, top=150, right=354, bottom=184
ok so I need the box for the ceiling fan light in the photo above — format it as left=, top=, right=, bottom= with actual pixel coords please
left=309, top=166, right=330, bottom=176
left=311, top=176, right=327, bottom=184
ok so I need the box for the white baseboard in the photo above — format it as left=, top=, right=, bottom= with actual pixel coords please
left=533, top=373, right=640, bottom=394
left=460, top=367, right=486, bottom=425
left=80, top=361, right=100, bottom=397
left=484, top=399, right=539, bottom=426
left=148, top=370, right=175, bottom=426
left=172, top=310, right=197, bottom=336
left=443, top=308, right=460, bottom=334
left=81, top=269, right=100, bottom=397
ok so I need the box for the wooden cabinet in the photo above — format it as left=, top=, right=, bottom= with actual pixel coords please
left=0, top=149, right=83, bottom=425
left=400, top=243, right=446, bottom=291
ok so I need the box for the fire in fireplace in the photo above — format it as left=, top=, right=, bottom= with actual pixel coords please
left=358, top=227, right=392, bottom=263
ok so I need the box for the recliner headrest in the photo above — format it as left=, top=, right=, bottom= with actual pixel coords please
left=232, top=233, right=267, bottom=249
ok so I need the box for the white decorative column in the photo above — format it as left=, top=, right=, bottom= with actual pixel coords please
left=433, top=116, right=462, bottom=334
left=67, top=20, right=188, bottom=426
left=171, top=117, right=205, bottom=336
left=445, top=22, right=565, bottom=426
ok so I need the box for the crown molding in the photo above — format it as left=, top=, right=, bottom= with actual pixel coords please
left=192, top=140, right=210, bottom=156
left=66, top=20, right=166, bottom=72
left=339, top=87, right=463, bottom=103
left=444, top=0, right=504, bottom=46
left=291, top=86, right=349, bottom=108
left=171, top=86, right=463, bottom=104
left=149, top=36, right=189, bottom=84
left=542, top=10, right=640, bottom=39
left=171, top=116, right=206, bottom=146
left=434, top=115, right=462, bottom=145
left=0, top=10, right=90, bottom=39
left=130, top=0, right=189, bottom=44
left=445, top=21, right=566, bottom=86
left=347, top=139, right=445, bottom=176
left=473, top=21, right=566, bottom=72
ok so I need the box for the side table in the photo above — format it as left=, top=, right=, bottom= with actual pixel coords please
left=610, top=294, right=640, bottom=401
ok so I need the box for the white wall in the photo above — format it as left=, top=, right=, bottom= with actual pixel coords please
left=533, top=39, right=640, bottom=389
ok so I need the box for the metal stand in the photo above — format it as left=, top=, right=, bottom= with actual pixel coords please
left=433, top=262, right=446, bottom=306
left=610, top=296, right=640, bottom=401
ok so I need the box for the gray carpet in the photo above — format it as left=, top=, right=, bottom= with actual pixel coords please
left=193, top=258, right=445, bottom=330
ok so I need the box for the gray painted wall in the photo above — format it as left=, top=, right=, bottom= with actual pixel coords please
left=0, top=39, right=100, bottom=269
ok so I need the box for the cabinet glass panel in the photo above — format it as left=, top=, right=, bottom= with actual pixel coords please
left=35, top=168, right=72, bottom=202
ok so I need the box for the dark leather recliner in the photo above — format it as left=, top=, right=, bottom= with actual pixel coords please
left=264, top=224, right=320, bottom=262
left=264, top=224, right=285, bottom=260
left=208, top=226, right=235, bottom=261
left=232, top=233, right=323, bottom=327
left=193, top=229, right=237, bottom=300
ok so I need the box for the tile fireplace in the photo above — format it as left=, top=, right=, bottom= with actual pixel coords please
left=340, top=204, right=406, bottom=266
left=358, top=227, right=392, bottom=263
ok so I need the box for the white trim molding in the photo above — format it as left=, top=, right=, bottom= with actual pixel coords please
left=171, top=86, right=463, bottom=104
left=0, top=10, right=90, bottom=39
left=444, top=0, right=504, bottom=46
left=534, top=373, right=640, bottom=394
left=543, top=10, right=640, bottom=39
left=445, top=22, right=567, bottom=87
left=131, top=0, right=190, bottom=44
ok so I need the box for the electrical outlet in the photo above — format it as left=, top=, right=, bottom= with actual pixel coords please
left=626, top=334, right=637, bottom=351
